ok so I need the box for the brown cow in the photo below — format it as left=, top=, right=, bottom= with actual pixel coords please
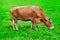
left=10, top=6, right=54, bottom=30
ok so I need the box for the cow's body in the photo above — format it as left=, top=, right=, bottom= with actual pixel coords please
left=10, top=6, right=54, bottom=30
left=11, top=6, right=41, bottom=20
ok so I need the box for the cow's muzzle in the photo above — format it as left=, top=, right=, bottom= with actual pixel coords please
left=49, top=26, right=54, bottom=29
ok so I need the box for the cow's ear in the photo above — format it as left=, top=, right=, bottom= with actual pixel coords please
left=49, top=18, right=51, bottom=20
left=49, top=18, right=52, bottom=22
left=49, top=18, right=51, bottom=21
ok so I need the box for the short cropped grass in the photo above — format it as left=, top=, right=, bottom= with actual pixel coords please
left=0, top=0, right=60, bottom=40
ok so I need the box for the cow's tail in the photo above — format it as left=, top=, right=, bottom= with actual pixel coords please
left=10, top=15, right=13, bottom=22
left=9, top=10, right=14, bottom=25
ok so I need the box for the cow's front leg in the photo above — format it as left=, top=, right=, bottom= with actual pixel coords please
left=32, top=18, right=38, bottom=29
left=33, top=21, right=38, bottom=31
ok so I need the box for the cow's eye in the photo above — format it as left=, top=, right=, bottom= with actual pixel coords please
left=37, top=16, right=39, bottom=18
left=45, top=19, right=47, bottom=21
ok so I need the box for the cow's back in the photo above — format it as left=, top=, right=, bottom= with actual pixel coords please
left=10, top=6, right=37, bottom=20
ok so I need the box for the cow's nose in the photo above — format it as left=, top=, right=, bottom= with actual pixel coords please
left=49, top=26, right=54, bottom=29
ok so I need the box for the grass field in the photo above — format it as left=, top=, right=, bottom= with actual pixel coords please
left=0, top=0, right=60, bottom=40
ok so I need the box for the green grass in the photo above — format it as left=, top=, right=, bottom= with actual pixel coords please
left=0, top=0, right=60, bottom=40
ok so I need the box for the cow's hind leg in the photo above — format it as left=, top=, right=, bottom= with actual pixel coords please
left=14, top=18, right=18, bottom=30
left=11, top=18, right=18, bottom=30
left=11, top=20, right=15, bottom=30
left=12, top=20, right=16, bottom=30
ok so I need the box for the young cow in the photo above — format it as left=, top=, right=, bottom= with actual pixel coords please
left=10, top=6, right=54, bottom=30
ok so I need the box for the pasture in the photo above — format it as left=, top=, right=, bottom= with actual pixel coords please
left=0, top=0, right=60, bottom=40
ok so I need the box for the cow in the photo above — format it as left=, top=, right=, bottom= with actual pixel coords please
left=10, top=6, right=54, bottom=30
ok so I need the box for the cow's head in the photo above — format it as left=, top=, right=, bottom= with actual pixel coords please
left=42, top=18, right=54, bottom=29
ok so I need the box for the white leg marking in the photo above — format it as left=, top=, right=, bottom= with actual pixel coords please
left=15, top=24, right=18, bottom=30
left=12, top=20, right=15, bottom=30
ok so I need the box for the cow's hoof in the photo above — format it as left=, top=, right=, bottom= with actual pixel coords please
left=30, top=27, right=32, bottom=29
left=16, top=29, right=19, bottom=30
